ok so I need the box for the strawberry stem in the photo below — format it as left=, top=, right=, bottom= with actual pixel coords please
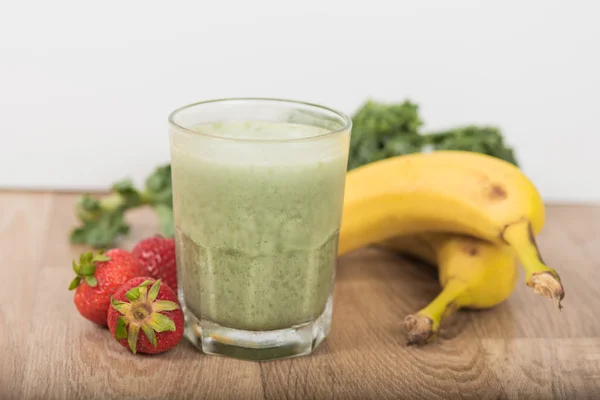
left=68, top=251, right=111, bottom=290
left=110, top=279, right=180, bottom=354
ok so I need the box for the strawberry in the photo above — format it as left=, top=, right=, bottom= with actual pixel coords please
left=69, top=249, right=143, bottom=326
left=132, top=236, right=178, bottom=291
left=107, top=277, right=183, bottom=354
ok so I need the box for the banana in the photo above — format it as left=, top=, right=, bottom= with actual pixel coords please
left=339, top=151, right=564, bottom=308
left=376, top=233, right=518, bottom=345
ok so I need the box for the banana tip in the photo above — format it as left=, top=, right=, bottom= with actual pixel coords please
left=403, top=314, right=436, bottom=345
left=528, top=271, right=565, bottom=311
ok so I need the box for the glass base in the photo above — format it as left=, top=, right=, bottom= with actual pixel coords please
left=183, top=296, right=332, bottom=361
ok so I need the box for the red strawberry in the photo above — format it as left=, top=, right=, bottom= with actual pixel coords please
left=69, top=249, right=143, bottom=326
left=107, top=277, right=183, bottom=354
left=132, top=236, right=178, bottom=291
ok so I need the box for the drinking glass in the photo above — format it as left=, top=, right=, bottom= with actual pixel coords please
left=168, top=98, right=351, bottom=360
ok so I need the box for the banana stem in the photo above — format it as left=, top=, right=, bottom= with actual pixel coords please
left=502, top=219, right=565, bottom=310
left=403, top=279, right=467, bottom=345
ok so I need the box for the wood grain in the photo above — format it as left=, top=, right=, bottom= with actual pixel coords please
left=1, top=192, right=599, bottom=399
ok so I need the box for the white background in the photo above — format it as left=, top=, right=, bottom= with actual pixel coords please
left=1, top=0, right=598, bottom=202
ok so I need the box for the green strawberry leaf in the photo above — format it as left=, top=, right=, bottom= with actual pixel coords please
left=111, top=298, right=131, bottom=315
left=68, top=277, right=81, bottom=291
left=148, top=312, right=176, bottom=333
left=84, top=276, right=98, bottom=287
left=148, top=279, right=161, bottom=303
left=126, top=287, right=140, bottom=302
left=79, top=263, right=95, bottom=276
left=115, top=317, right=128, bottom=340
left=138, top=286, right=148, bottom=301
left=93, top=254, right=111, bottom=262
left=82, top=252, right=94, bottom=265
left=153, top=300, right=179, bottom=312
left=141, top=323, right=158, bottom=347
left=128, top=324, right=140, bottom=354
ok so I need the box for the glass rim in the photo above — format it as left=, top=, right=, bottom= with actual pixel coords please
left=168, top=97, right=352, bottom=143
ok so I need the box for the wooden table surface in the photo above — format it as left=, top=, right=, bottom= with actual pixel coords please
left=1, top=191, right=599, bottom=399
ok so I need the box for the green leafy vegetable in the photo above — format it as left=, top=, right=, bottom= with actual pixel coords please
left=423, top=126, right=518, bottom=166
left=350, top=99, right=519, bottom=168
left=349, top=100, right=423, bottom=170
left=69, top=164, right=173, bottom=248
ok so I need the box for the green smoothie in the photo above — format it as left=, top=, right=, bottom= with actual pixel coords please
left=171, top=121, right=348, bottom=331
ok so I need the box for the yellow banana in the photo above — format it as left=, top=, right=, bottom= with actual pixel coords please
left=339, top=151, right=564, bottom=308
left=377, top=233, right=518, bottom=344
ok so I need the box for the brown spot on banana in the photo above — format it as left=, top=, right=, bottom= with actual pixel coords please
left=488, top=184, right=507, bottom=200
left=460, top=240, right=480, bottom=256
